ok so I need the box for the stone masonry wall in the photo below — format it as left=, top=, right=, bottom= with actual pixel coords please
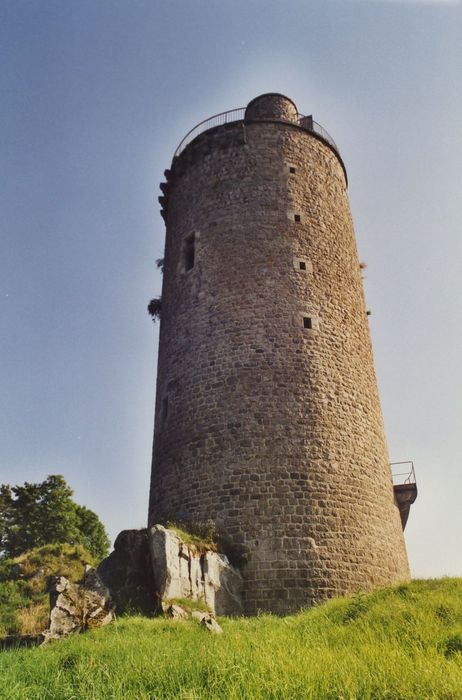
left=149, top=95, right=410, bottom=614
left=245, top=93, right=298, bottom=123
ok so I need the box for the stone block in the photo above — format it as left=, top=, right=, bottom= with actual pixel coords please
left=149, top=525, right=243, bottom=616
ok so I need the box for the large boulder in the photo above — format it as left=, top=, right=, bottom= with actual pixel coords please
left=43, top=567, right=115, bottom=643
left=149, top=525, right=243, bottom=616
left=97, top=529, right=156, bottom=614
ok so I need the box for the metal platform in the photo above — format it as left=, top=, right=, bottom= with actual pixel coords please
left=391, top=461, right=417, bottom=530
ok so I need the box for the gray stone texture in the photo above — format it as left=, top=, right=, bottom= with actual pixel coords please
left=245, top=93, right=298, bottom=123
left=149, top=525, right=243, bottom=616
left=43, top=567, right=115, bottom=642
left=97, top=529, right=156, bottom=615
left=149, top=93, right=410, bottom=614
left=197, top=613, right=223, bottom=634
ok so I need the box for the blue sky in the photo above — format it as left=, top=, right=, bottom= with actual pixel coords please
left=1, top=0, right=461, bottom=577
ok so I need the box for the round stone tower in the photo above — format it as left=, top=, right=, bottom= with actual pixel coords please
left=148, top=93, right=410, bottom=614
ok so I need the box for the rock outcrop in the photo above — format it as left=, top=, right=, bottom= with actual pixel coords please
left=43, top=566, right=115, bottom=642
left=149, top=525, right=243, bottom=616
left=98, top=525, right=243, bottom=617
left=192, top=610, right=223, bottom=634
left=164, top=603, right=190, bottom=620
left=97, top=529, right=156, bottom=615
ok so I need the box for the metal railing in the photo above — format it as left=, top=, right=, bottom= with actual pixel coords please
left=391, top=461, right=416, bottom=486
left=174, top=108, right=340, bottom=158
left=174, top=108, right=245, bottom=157
left=297, top=115, right=339, bottom=154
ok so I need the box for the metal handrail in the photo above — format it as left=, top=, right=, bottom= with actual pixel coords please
left=173, top=108, right=340, bottom=158
left=174, top=108, right=245, bottom=157
left=391, top=461, right=416, bottom=485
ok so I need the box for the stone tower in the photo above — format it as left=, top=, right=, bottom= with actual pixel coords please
left=148, top=93, right=410, bottom=614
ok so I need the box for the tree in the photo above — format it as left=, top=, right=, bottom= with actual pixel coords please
left=74, top=504, right=110, bottom=563
left=0, top=475, right=110, bottom=561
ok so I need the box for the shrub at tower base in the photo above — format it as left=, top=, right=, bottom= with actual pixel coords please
left=1, top=579, right=462, bottom=699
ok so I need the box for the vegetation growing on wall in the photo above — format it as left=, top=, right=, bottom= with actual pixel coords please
left=147, top=297, right=162, bottom=322
left=165, top=521, right=218, bottom=554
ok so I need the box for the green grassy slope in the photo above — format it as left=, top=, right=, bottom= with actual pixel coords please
left=0, top=544, right=95, bottom=637
left=1, top=579, right=462, bottom=699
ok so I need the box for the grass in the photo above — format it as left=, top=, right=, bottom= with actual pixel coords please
left=0, top=544, right=94, bottom=637
left=1, top=578, right=462, bottom=698
left=165, top=597, right=211, bottom=613
left=165, top=521, right=218, bottom=553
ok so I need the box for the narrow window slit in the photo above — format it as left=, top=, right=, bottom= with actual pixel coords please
left=303, top=317, right=312, bottom=329
left=294, top=214, right=301, bottom=223
left=299, top=261, right=306, bottom=270
left=183, top=233, right=195, bottom=271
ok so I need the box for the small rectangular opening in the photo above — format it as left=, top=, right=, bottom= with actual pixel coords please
left=294, top=214, right=301, bottom=223
left=299, top=261, right=306, bottom=270
left=289, top=166, right=296, bottom=174
left=183, top=233, right=195, bottom=271
left=303, top=317, right=312, bottom=329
